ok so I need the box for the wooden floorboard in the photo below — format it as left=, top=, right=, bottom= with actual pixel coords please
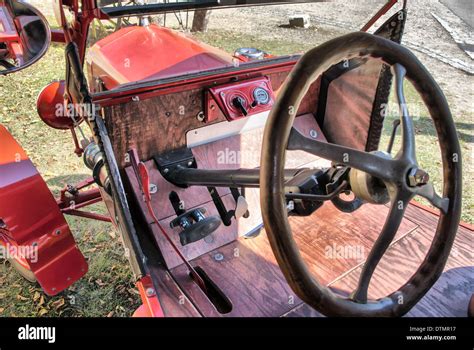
left=285, top=205, right=473, bottom=317
left=168, top=201, right=430, bottom=317
left=148, top=264, right=202, bottom=317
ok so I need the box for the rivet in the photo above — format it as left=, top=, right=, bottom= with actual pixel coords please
left=197, top=111, right=205, bottom=122
left=309, top=129, right=318, bottom=139
left=132, top=96, right=140, bottom=102
left=54, top=229, right=61, bottom=236
left=146, top=287, right=155, bottom=297
left=149, top=184, right=158, bottom=194
left=163, top=168, right=169, bottom=174
left=214, top=253, right=224, bottom=261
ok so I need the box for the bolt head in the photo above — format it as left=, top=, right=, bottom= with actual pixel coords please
left=407, top=168, right=429, bottom=187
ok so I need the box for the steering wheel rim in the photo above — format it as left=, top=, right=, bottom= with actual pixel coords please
left=260, top=32, right=462, bottom=317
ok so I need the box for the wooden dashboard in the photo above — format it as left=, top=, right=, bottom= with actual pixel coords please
left=99, top=60, right=321, bottom=168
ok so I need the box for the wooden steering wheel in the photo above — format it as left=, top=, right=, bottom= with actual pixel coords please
left=260, top=32, right=462, bottom=317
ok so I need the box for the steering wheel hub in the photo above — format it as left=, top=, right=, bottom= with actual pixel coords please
left=349, top=151, right=391, bottom=205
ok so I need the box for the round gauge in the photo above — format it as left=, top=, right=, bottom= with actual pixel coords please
left=253, top=87, right=270, bottom=105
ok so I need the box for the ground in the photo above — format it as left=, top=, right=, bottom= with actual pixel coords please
left=0, top=0, right=472, bottom=317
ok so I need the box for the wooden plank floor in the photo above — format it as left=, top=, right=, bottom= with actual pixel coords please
left=168, top=201, right=472, bottom=317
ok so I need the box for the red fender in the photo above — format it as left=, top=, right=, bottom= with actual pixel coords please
left=0, top=124, right=87, bottom=295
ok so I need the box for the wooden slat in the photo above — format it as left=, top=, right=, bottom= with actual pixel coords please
left=327, top=204, right=473, bottom=317
left=291, top=202, right=418, bottom=286
left=168, top=201, right=419, bottom=317
left=284, top=205, right=473, bottom=318
left=147, top=264, right=202, bottom=317
left=170, top=235, right=302, bottom=317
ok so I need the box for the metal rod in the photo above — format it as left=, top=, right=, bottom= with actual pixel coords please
left=62, top=209, right=112, bottom=222
left=360, top=0, right=399, bottom=32
left=167, top=166, right=305, bottom=188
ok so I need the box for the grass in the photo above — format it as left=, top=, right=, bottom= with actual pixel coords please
left=0, top=44, right=139, bottom=317
left=0, top=22, right=472, bottom=317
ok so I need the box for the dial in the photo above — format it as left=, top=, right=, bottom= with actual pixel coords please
left=253, top=87, right=270, bottom=105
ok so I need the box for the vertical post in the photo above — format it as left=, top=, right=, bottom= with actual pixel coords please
left=191, top=9, right=211, bottom=32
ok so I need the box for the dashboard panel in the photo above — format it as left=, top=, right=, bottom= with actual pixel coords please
left=206, top=76, right=275, bottom=122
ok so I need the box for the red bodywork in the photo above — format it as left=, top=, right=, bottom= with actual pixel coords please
left=0, top=2, right=25, bottom=65
left=0, top=125, right=88, bottom=295
left=37, top=80, right=75, bottom=130
left=86, top=25, right=235, bottom=91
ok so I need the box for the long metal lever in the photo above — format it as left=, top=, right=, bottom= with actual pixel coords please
left=127, top=149, right=207, bottom=292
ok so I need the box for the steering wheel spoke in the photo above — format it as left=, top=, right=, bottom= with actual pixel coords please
left=351, top=188, right=414, bottom=303
left=412, top=183, right=449, bottom=214
left=288, top=128, right=400, bottom=183
left=393, top=64, right=418, bottom=163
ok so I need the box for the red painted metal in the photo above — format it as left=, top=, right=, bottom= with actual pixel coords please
left=208, top=76, right=275, bottom=121
left=51, top=29, right=66, bottom=43
left=360, top=0, right=400, bottom=32
left=133, top=275, right=165, bottom=318
left=0, top=124, right=88, bottom=295
left=86, top=25, right=235, bottom=91
left=0, top=228, right=31, bottom=271
left=0, top=2, right=25, bottom=65
left=62, top=209, right=111, bottom=222
left=93, top=60, right=298, bottom=107
left=36, top=80, right=86, bottom=156
left=56, top=177, right=112, bottom=222
left=37, top=80, right=81, bottom=130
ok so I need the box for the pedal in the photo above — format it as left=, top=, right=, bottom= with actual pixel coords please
left=234, top=196, right=249, bottom=219
left=170, top=208, right=221, bottom=246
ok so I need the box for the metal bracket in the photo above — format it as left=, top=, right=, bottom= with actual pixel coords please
left=153, top=147, right=197, bottom=187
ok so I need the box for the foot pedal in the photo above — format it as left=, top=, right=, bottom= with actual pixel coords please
left=234, top=196, right=249, bottom=219
left=170, top=208, right=221, bottom=246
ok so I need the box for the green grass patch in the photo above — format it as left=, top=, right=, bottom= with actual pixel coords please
left=0, top=44, right=138, bottom=317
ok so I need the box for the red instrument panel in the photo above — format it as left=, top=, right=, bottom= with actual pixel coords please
left=206, top=76, right=275, bottom=122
